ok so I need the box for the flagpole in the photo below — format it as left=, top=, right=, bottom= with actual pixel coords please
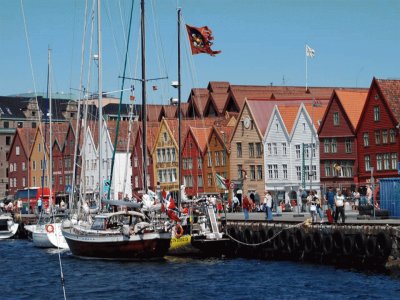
left=305, top=44, right=308, bottom=91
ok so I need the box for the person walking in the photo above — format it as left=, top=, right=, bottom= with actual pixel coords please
left=232, top=194, right=239, bottom=212
left=264, top=190, right=273, bottom=221
left=366, top=185, right=373, bottom=205
left=335, top=190, right=345, bottom=223
left=242, top=194, right=251, bottom=221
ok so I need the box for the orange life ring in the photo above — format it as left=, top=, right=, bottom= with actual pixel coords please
left=175, top=224, right=183, bottom=239
left=46, top=224, right=54, bottom=233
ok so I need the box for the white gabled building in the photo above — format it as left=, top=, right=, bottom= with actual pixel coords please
left=263, top=102, right=328, bottom=203
left=289, top=102, right=327, bottom=198
left=263, top=104, right=299, bottom=202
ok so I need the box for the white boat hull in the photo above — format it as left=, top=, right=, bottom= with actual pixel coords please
left=0, top=223, right=19, bottom=239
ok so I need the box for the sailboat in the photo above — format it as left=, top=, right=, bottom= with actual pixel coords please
left=25, top=49, right=69, bottom=249
left=62, top=0, right=172, bottom=260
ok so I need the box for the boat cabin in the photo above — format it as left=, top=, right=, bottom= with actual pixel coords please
left=90, top=212, right=144, bottom=231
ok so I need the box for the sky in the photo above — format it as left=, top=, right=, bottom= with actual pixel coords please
left=0, top=0, right=399, bottom=105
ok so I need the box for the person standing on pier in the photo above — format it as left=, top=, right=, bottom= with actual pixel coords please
left=37, top=197, right=43, bottom=215
left=325, top=187, right=336, bottom=221
left=264, top=190, right=273, bottom=221
left=335, top=190, right=345, bottom=223
left=243, top=194, right=251, bottom=221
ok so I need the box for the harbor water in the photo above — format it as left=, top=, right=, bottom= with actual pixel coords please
left=1, top=239, right=399, bottom=300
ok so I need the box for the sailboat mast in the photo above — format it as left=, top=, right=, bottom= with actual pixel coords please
left=97, top=0, right=103, bottom=203
left=141, top=0, right=148, bottom=193
left=48, top=48, right=53, bottom=209
left=177, top=8, right=182, bottom=208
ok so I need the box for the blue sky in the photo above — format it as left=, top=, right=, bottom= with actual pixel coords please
left=0, top=0, right=399, bottom=104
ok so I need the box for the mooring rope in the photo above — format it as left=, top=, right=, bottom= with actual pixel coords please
left=225, top=220, right=309, bottom=247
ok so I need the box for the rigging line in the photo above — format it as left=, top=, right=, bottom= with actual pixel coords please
left=20, top=0, right=44, bottom=153
left=104, top=0, right=123, bottom=70
left=71, top=0, right=89, bottom=211
left=107, top=0, right=135, bottom=201
left=118, top=0, right=135, bottom=84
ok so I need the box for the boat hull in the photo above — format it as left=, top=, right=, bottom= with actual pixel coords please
left=168, top=234, right=200, bottom=256
left=32, top=229, right=54, bottom=248
left=191, top=235, right=232, bottom=257
left=63, top=229, right=171, bottom=260
left=0, top=224, right=19, bottom=239
left=47, top=223, right=69, bottom=249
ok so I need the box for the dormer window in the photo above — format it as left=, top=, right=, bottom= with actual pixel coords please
left=333, top=112, right=339, bottom=126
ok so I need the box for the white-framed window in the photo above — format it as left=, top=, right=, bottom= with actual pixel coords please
left=282, top=143, right=287, bottom=156
left=207, top=152, right=212, bottom=167
left=283, top=164, right=288, bottom=179
left=325, top=162, right=331, bottom=177
left=273, top=164, right=278, bottom=179
left=391, top=153, right=398, bottom=170
left=324, top=139, right=330, bottom=153
left=383, top=153, right=390, bottom=170
left=295, top=145, right=301, bottom=159
left=249, top=143, right=254, bottom=158
left=250, top=165, right=255, bottom=180
left=363, top=133, right=369, bottom=147
left=215, top=152, right=220, bottom=166
left=333, top=112, right=339, bottom=126
left=267, top=143, right=272, bottom=155
left=376, top=154, right=383, bottom=171
left=207, top=173, right=212, bottom=187
left=256, top=143, right=262, bottom=157
left=389, top=129, right=396, bottom=143
left=16, top=146, right=20, bottom=156
left=374, top=106, right=380, bottom=121
left=236, top=142, right=242, bottom=158
left=365, top=155, right=371, bottom=171
left=198, top=175, right=203, bottom=187
left=221, top=151, right=226, bottom=166
left=22, top=177, right=26, bottom=187
left=296, top=166, right=301, bottom=181
left=237, top=165, right=243, bottom=179
left=382, top=129, right=388, bottom=144
left=267, top=165, right=273, bottom=179
left=22, top=162, right=26, bottom=171
left=198, top=157, right=203, bottom=169
left=273, top=143, right=277, bottom=155
left=345, top=139, right=352, bottom=153
left=331, top=138, right=337, bottom=153
left=10, top=164, right=13, bottom=172
left=375, top=130, right=381, bottom=145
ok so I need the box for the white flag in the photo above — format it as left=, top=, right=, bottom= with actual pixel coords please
left=306, top=45, right=315, bottom=58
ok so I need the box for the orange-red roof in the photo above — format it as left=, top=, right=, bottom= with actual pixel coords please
left=304, top=102, right=329, bottom=130
left=190, top=127, right=212, bottom=153
left=376, top=79, right=400, bottom=122
left=277, top=104, right=301, bottom=134
left=335, top=90, right=368, bottom=129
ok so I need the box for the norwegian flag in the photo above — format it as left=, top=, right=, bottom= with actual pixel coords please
left=161, top=192, right=181, bottom=222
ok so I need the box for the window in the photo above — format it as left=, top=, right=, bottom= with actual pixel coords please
left=390, top=129, right=396, bottom=143
left=375, top=130, right=381, bottom=145
left=22, top=177, right=26, bottom=187
left=248, top=143, right=254, bottom=158
left=324, top=139, right=330, bottom=153
left=207, top=173, right=212, bottom=187
left=267, top=143, right=272, bottom=155
left=303, top=123, right=306, bottom=131
left=325, top=162, right=331, bottom=177
left=295, top=145, right=301, bottom=159
left=391, top=153, right=398, bottom=170
left=236, top=142, right=242, bottom=158
left=267, top=165, right=273, bottom=179
left=296, top=166, right=301, bottom=180
left=312, top=166, right=317, bottom=180
left=4, top=121, right=9, bottom=128
left=275, top=123, right=279, bottom=132
left=171, top=148, right=176, bottom=161
left=6, top=136, right=11, bottom=145
left=383, top=153, right=390, bottom=170
left=283, top=164, right=288, bottom=179
left=311, top=143, right=316, bottom=158
left=32, top=122, right=36, bottom=128
left=198, top=157, right=203, bottom=169
left=32, top=160, right=36, bottom=171
left=333, top=112, right=339, bottom=125
left=59, top=176, right=63, bottom=185
left=273, top=143, right=277, bottom=155
left=33, top=177, right=36, bottom=186
left=221, top=151, right=227, bottom=166
left=257, top=165, right=263, bottom=180
left=198, top=175, right=203, bottom=187
left=134, top=155, right=138, bottom=167
left=273, top=164, right=278, bottom=179
left=22, top=162, right=26, bottom=171
left=10, top=164, right=13, bottom=172
left=14, top=163, right=17, bottom=172
left=256, top=143, right=262, bottom=157
left=207, top=152, right=212, bottom=167
left=17, top=122, right=23, bottom=128
left=237, top=165, right=243, bottom=179
left=363, top=133, right=369, bottom=147
left=184, top=175, right=193, bottom=187
left=345, top=139, right=352, bottom=153
left=376, top=154, right=382, bottom=171
left=373, top=106, right=380, bottom=121
left=250, top=165, right=255, bottom=180
left=282, top=143, right=287, bottom=156
left=365, top=155, right=371, bottom=171
left=331, top=138, right=337, bottom=153
left=382, top=130, right=388, bottom=144
left=163, top=132, right=168, bottom=142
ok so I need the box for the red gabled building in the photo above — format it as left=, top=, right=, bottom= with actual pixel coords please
left=7, top=128, right=36, bottom=195
left=131, top=122, right=158, bottom=193
left=318, top=89, right=368, bottom=191
left=181, top=126, right=212, bottom=197
left=356, top=78, right=400, bottom=185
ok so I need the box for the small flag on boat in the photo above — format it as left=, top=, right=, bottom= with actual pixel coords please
left=152, top=85, right=158, bottom=91
left=306, top=44, right=315, bottom=58
left=186, top=24, right=221, bottom=56
left=216, top=173, right=229, bottom=190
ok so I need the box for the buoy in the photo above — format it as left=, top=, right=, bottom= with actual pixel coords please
left=175, top=224, right=183, bottom=238
left=45, top=224, right=54, bottom=233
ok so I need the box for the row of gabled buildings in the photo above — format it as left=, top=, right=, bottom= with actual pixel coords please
left=3, top=77, right=400, bottom=202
